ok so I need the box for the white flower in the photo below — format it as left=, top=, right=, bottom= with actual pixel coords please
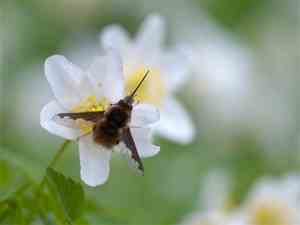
left=236, top=174, right=300, bottom=225
left=184, top=33, right=253, bottom=132
left=40, top=49, right=160, bottom=187
left=180, top=172, right=300, bottom=225
left=179, top=170, right=235, bottom=225
left=99, top=14, right=195, bottom=144
left=198, top=170, right=232, bottom=211
left=180, top=211, right=229, bottom=225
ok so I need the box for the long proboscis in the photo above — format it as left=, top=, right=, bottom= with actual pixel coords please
left=129, top=70, right=150, bottom=98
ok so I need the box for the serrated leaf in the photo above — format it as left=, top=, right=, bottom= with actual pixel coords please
left=46, top=168, right=84, bottom=224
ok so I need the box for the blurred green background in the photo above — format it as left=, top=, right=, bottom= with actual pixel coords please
left=1, top=0, right=299, bottom=224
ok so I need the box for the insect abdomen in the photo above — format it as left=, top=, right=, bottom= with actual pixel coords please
left=93, top=105, right=131, bottom=148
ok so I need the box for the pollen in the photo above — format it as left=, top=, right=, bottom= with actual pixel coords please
left=125, top=66, right=166, bottom=106
left=72, top=96, right=108, bottom=113
left=72, top=96, right=109, bottom=134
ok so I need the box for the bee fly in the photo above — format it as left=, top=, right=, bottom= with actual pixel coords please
left=56, top=71, right=151, bottom=173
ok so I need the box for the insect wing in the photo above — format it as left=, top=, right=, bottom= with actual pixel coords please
left=54, top=111, right=104, bottom=129
left=56, top=111, right=104, bottom=121
left=121, top=127, right=144, bottom=175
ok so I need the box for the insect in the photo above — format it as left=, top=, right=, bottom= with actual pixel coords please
left=56, top=71, right=150, bottom=174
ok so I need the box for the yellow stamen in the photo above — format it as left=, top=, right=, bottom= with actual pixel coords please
left=72, top=96, right=108, bottom=112
left=72, top=96, right=109, bottom=133
left=125, top=66, right=166, bottom=106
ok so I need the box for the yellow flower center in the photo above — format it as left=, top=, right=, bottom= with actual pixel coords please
left=251, top=202, right=294, bottom=225
left=70, top=66, right=165, bottom=133
left=125, top=66, right=166, bottom=106
left=72, top=96, right=109, bottom=134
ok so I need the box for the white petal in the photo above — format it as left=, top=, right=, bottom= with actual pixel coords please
left=130, top=127, right=160, bottom=158
left=40, top=101, right=81, bottom=140
left=155, top=97, right=195, bottom=144
left=161, top=48, right=191, bottom=92
left=45, top=55, right=92, bottom=109
left=100, top=25, right=130, bottom=55
left=135, top=14, right=165, bottom=52
left=131, top=103, right=160, bottom=127
left=52, top=114, right=94, bottom=132
left=79, top=135, right=111, bottom=187
left=87, top=49, right=124, bottom=103
left=116, top=142, right=144, bottom=175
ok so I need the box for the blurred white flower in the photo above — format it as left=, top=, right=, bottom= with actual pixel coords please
left=236, top=174, right=300, bottom=225
left=187, top=36, right=252, bottom=104
left=180, top=211, right=229, bottom=225
left=184, top=33, right=254, bottom=136
left=138, top=1, right=254, bottom=131
left=99, top=14, right=195, bottom=144
left=40, top=49, right=160, bottom=186
left=241, top=3, right=300, bottom=154
left=142, top=1, right=258, bottom=145
left=199, top=169, right=233, bottom=212
left=180, top=170, right=234, bottom=225
left=180, top=171, right=300, bottom=225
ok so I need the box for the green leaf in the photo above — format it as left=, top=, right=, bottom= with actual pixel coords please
left=0, top=160, right=29, bottom=201
left=0, top=199, right=25, bottom=225
left=46, top=168, right=84, bottom=224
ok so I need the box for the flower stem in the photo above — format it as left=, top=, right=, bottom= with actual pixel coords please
left=38, top=140, right=71, bottom=193
left=28, top=140, right=71, bottom=225
left=49, top=140, right=71, bottom=168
